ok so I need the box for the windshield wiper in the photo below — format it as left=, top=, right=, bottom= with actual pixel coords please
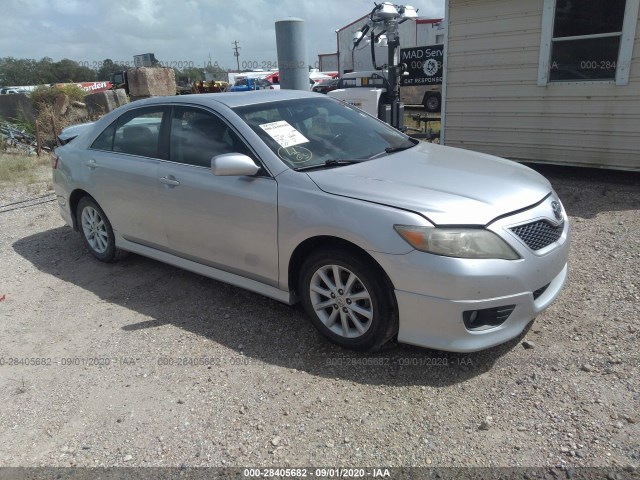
left=384, top=138, right=419, bottom=154
left=294, top=159, right=366, bottom=171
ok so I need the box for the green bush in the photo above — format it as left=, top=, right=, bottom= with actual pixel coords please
left=10, top=112, right=35, bottom=136
left=20, top=84, right=91, bottom=148
left=59, top=83, right=85, bottom=102
left=30, top=84, right=85, bottom=111
left=0, top=153, right=37, bottom=183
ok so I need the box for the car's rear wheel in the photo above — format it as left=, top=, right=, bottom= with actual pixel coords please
left=77, top=197, right=123, bottom=263
left=299, top=249, right=398, bottom=351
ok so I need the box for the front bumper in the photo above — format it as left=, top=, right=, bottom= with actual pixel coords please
left=369, top=194, right=570, bottom=352
left=392, top=263, right=567, bottom=352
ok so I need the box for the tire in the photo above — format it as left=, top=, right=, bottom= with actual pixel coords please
left=76, top=196, right=124, bottom=263
left=424, top=93, right=441, bottom=113
left=299, top=249, right=398, bottom=351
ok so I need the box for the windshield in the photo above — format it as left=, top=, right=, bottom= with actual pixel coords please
left=233, top=97, right=413, bottom=170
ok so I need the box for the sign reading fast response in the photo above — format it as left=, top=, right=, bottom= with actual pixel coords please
left=400, top=45, right=444, bottom=86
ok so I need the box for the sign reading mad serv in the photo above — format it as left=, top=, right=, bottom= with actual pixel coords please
left=400, top=45, right=444, bottom=86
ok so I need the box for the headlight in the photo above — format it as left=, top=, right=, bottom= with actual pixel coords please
left=394, top=225, right=520, bottom=260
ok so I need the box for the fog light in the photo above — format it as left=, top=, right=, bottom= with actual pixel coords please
left=463, top=305, right=516, bottom=331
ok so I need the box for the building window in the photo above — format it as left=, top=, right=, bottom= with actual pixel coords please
left=538, top=0, right=640, bottom=85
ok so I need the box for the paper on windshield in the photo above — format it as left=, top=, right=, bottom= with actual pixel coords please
left=259, top=121, right=309, bottom=148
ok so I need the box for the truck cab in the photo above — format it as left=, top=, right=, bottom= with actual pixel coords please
left=110, top=71, right=128, bottom=94
left=229, top=77, right=274, bottom=92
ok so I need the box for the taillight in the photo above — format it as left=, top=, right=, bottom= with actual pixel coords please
left=52, top=155, right=59, bottom=169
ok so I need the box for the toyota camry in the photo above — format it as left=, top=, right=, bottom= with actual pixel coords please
left=52, top=90, right=569, bottom=352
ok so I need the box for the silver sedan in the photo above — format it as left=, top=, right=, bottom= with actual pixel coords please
left=52, top=90, right=569, bottom=352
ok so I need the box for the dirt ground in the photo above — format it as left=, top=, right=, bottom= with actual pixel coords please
left=0, top=161, right=638, bottom=475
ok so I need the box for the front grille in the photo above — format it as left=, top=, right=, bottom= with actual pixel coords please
left=532, top=284, right=550, bottom=300
left=510, top=220, right=563, bottom=251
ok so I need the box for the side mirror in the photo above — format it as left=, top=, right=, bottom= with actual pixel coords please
left=211, top=153, right=260, bottom=176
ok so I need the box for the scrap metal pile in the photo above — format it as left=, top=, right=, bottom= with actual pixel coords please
left=0, top=121, right=41, bottom=155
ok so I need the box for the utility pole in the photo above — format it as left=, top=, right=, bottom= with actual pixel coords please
left=232, top=40, right=241, bottom=71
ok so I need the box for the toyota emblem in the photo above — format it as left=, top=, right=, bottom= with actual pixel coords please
left=551, top=201, right=563, bottom=221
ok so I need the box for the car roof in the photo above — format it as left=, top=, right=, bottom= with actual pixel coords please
left=131, top=90, right=321, bottom=109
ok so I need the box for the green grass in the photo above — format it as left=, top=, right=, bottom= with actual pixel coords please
left=0, top=153, right=50, bottom=184
left=404, top=112, right=440, bottom=138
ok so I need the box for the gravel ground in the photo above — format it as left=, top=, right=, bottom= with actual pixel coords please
left=0, top=163, right=638, bottom=474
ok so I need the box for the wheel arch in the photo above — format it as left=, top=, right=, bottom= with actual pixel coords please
left=287, top=235, right=396, bottom=300
left=68, top=189, right=95, bottom=230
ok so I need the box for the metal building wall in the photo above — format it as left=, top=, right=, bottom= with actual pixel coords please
left=443, top=0, right=640, bottom=170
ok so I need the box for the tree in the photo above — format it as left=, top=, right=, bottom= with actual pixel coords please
left=51, top=59, right=96, bottom=83
left=177, top=67, right=204, bottom=81
left=1, top=56, right=160, bottom=86
left=0, top=57, right=39, bottom=85
left=204, top=62, right=228, bottom=81
left=36, top=57, right=56, bottom=83
left=96, top=59, right=129, bottom=81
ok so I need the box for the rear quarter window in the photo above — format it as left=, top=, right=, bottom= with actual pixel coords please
left=90, top=108, right=165, bottom=158
left=91, top=123, right=116, bottom=150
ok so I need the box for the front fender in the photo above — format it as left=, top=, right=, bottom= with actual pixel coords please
left=276, top=169, right=427, bottom=291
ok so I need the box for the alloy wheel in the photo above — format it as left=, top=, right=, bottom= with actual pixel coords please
left=309, top=264, right=373, bottom=338
left=81, top=206, right=109, bottom=254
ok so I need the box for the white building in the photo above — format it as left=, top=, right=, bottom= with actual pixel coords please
left=442, top=0, right=640, bottom=170
left=317, top=53, right=339, bottom=72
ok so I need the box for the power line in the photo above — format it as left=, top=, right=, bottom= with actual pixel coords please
left=232, top=40, right=241, bottom=71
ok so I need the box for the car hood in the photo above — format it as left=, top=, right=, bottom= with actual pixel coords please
left=305, top=142, right=552, bottom=225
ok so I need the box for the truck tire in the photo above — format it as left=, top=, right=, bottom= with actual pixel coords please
left=424, top=93, right=441, bottom=113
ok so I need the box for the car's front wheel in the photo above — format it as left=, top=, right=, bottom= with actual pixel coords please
left=299, top=249, right=398, bottom=351
left=76, top=196, right=123, bottom=263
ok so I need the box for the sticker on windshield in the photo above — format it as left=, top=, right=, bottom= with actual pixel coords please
left=277, top=146, right=313, bottom=165
left=259, top=120, right=309, bottom=148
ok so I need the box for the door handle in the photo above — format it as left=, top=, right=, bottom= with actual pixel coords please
left=159, top=176, right=180, bottom=186
left=85, top=159, right=98, bottom=169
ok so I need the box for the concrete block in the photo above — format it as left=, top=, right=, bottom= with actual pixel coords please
left=84, top=91, right=118, bottom=117
left=0, top=93, right=36, bottom=123
left=54, top=94, right=69, bottom=116
left=127, top=67, right=176, bottom=97
left=114, top=88, right=129, bottom=107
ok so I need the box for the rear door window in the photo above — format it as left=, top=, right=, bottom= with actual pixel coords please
left=91, top=107, right=166, bottom=158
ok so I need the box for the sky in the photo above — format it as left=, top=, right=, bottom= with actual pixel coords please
left=0, top=0, right=444, bottom=71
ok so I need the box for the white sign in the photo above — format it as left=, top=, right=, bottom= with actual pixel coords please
left=259, top=121, right=309, bottom=148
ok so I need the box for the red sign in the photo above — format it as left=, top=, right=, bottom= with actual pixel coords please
left=76, top=81, right=112, bottom=93
left=55, top=82, right=112, bottom=93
